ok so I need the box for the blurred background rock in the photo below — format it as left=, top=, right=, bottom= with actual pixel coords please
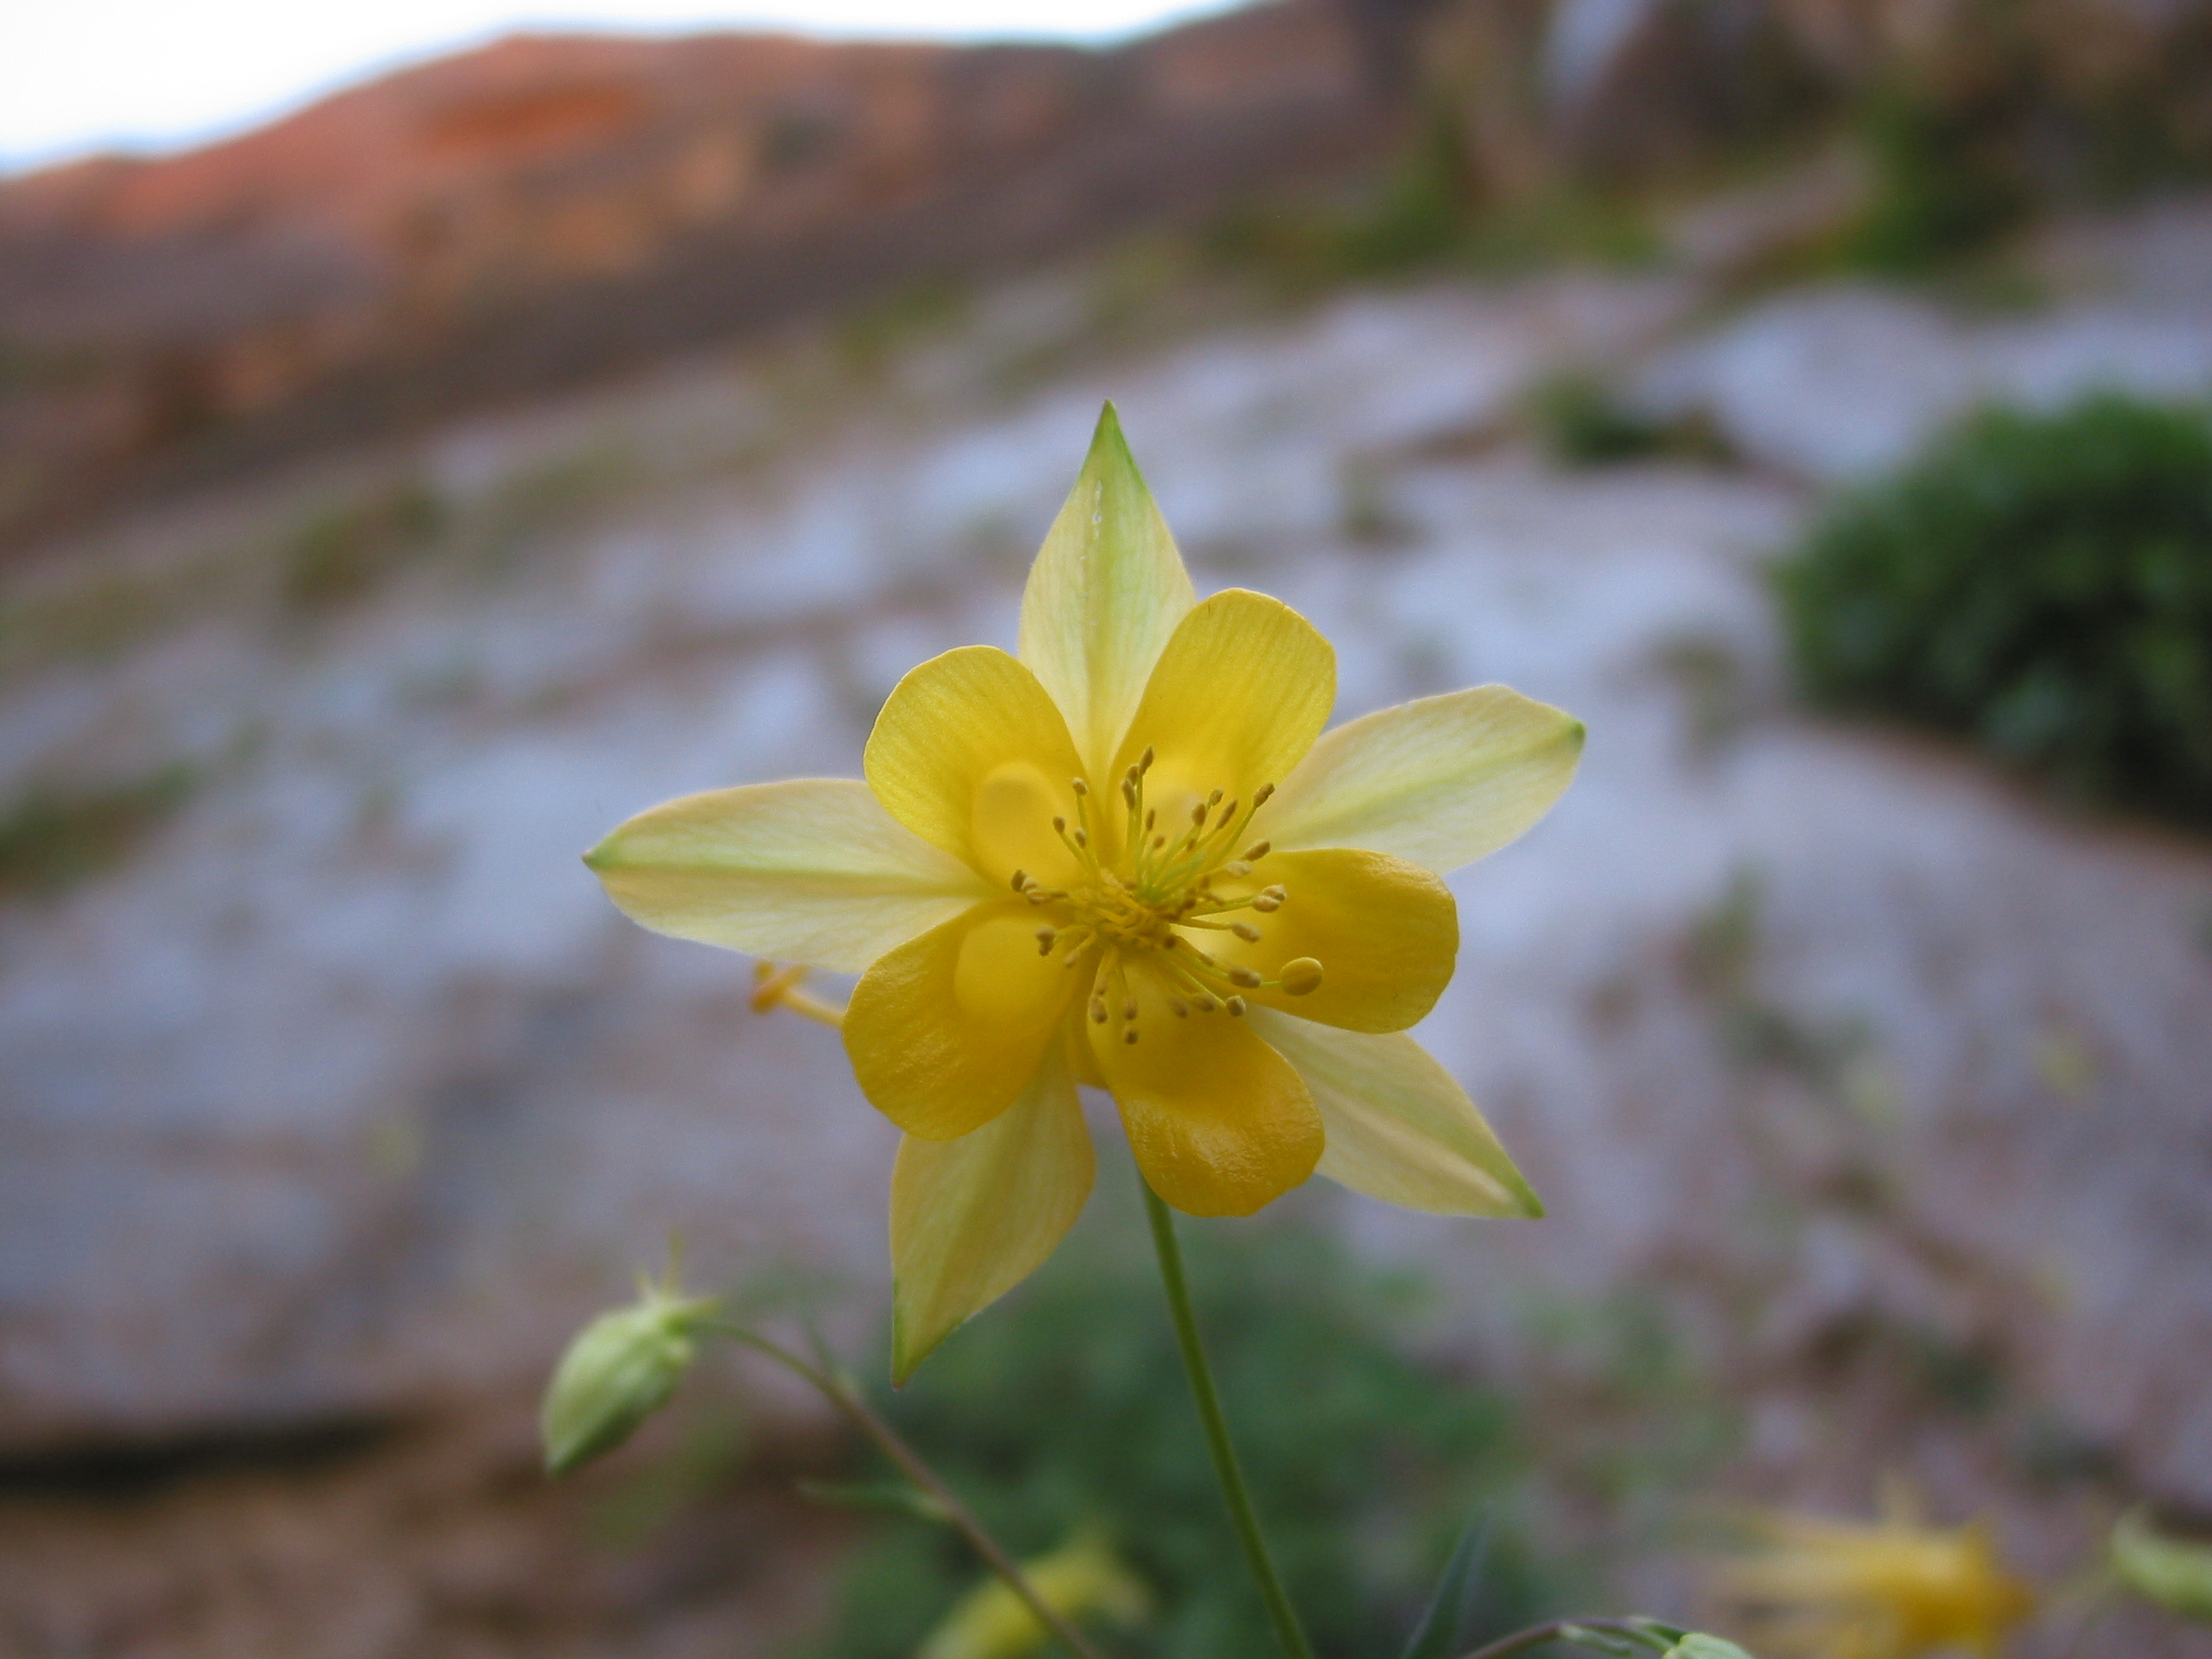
left=2, top=0, right=2211, bottom=1653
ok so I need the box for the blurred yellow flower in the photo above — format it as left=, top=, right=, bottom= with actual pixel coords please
left=586, top=403, right=1583, bottom=1377
left=1712, top=1492, right=2035, bottom=1659
left=919, top=1529, right=1149, bottom=1659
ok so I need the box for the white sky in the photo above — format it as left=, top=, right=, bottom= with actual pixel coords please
left=1, top=0, right=1241, bottom=174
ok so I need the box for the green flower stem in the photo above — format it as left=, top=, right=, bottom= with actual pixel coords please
left=1141, top=1181, right=1319, bottom=1659
left=709, top=1321, right=1111, bottom=1659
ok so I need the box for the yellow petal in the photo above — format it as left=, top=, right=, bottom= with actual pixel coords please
left=846, top=901, right=1082, bottom=1140
left=864, top=645, right=1094, bottom=885
left=1200, top=848, right=1456, bottom=1033
left=585, top=778, right=988, bottom=973
left=1111, top=589, right=1335, bottom=823
left=891, top=1045, right=1093, bottom=1383
left=1091, top=968, right=1321, bottom=1216
left=1260, top=686, right=1584, bottom=874
left=1018, top=402, right=1198, bottom=781
left=1247, top=1010, right=1540, bottom=1217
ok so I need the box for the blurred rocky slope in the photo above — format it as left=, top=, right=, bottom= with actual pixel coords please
left=6, top=0, right=2210, bottom=545
left=3, top=188, right=2212, bottom=1652
left=5, top=5, right=2212, bottom=1654
left=0, top=0, right=1379, bottom=541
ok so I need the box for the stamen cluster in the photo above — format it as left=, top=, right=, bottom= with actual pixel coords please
left=1008, top=746, right=1322, bottom=1046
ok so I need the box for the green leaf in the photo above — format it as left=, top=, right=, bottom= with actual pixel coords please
left=2114, top=1508, right=2212, bottom=1624
left=1399, top=1514, right=1490, bottom=1659
left=1664, top=1635, right=1756, bottom=1659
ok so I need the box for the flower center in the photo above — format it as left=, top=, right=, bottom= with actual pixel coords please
left=1007, top=745, right=1322, bottom=1045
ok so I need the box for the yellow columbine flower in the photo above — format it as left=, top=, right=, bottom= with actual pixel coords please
left=1712, top=1495, right=2036, bottom=1658
left=585, top=404, right=1584, bottom=1379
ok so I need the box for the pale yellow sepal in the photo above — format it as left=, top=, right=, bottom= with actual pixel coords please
left=583, top=778, right=988, bottom=974
left=891, top=1047, right=1093, bottom=1383
left=919, top=1528, right=1149, bottom=1659
left=1260, top=686, right=1585, bottom=874
left=1018, top=402, right=1198, bottom=782
left=1248, top=1010, right=1541, bottom=1218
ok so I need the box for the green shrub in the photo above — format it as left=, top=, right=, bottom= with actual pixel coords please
left=1842, top=84, right=2035, bottom=275
left=0, top=764, right=199, bottom=901
left=1776, top=393, right=2212, bottom=829
left=814, top=1175, right=1557, bottom=1659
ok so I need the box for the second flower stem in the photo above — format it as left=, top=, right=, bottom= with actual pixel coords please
left=712, top=1322, right=1109, bottom=1659
left=1142, top=1182, right=1318, bottom=1659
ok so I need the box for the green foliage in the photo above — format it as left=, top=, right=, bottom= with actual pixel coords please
left=1842, top=86, right=2034, bottom=276
left=814, top=1181, right=1555, bottom=1659
left=1201, top=105, right=1654, bottom=298
left=2112, top=1509, right=2212, bottom=1625
left=1776, top=393, right=2212, bottom=830
left=278, top=479, right=446, bottom=613
left=0, top=764, right=200, bottom=902
left=1527, top=375, right=1734, bottom=470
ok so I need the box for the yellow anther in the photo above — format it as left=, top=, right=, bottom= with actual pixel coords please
left=1206, top=789, right=1223, bottom=808
left=1071, top=778, right=1088, bottom=795
left=1242, top=841, right=1271, bottom=861
left=1227, top=966, right=1263, bottom=989
left=1194, top=993, right=1220, bottom=1013
left=1010, top=868, right=1027, bottom=892
left=1036, top=928, right=1056, bottom=955
left=1123, top=1027, right=1139, bottom=1045
left=1231, top=922, right=1262, bottom=942
left=1253, top=783, right=1275, bottom=805
left=1169, top=997, right=1190, bottom=1016
left=1251, top=893, right=1281, bottom=912
left=1223, top=861, right=1253, bottom=877
left=1225, top=995, right=1247, bottom=1016
left=1139, top=745, right=1156, bottom=771
left=1122, top=998, right=1138, bottom=1019
left=1089, top=998, right=1108, bottom=1023
left=1279, top=958, right=1324, bottom=996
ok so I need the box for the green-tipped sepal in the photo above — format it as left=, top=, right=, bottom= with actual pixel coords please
left=541, top=1276, right=718, bottom=1476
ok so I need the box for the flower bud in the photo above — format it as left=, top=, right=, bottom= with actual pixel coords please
left=541, top=1280, right=717, bottom=1476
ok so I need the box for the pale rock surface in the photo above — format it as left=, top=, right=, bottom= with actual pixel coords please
left=3, top=211, right=2210, bottom=1584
